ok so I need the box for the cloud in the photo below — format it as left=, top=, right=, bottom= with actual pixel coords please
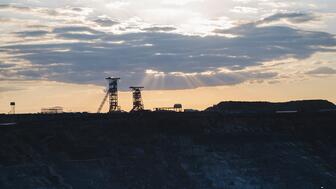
left=52, top=26, right=102, bottom=35
left=306, top=66, right=336, bottom=75
left=0, top=4, right=61, bottom=17
left=0, top=62, right=15, bottom=68
left=0, top=86, right=22, bottom=92
left=259, top=12, right=317, bottom=24
left=0, top=3, right=93, bottom=20
left=1, top=21, right=335, bottom=90
left=0, top=4, right=31, bottom=11
left=142, top=26, right=177, bottom=32
left=93, top=18, right=119, bottom=27
left=0, top=2, right=335, bottom=90
left=15, top=30, right=49, bottom=37
left=71, top=7, right=84, bottom=12
left=230, top=6, right=258, bottom=14
left=52, top=26, right=104, bottom=40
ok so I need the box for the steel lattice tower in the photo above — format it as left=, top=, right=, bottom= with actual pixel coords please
left=97, top=77, right=120, bottom=113
left=130, top=87, right=144, bottom=112
left=107, top=77, right=120, bottom=112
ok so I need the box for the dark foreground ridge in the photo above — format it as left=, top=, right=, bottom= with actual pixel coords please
left=0, top=111, right=336, bottom=189
left=206, top=99, right=336, bottom=113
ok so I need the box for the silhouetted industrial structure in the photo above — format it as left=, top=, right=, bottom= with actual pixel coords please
left=154, top=104, right=183, bottom=112
left=8, top=102, right=15, bottom=114
left=41, top=106, right=63, bottom=114
left=130, top=87, right=144, bottom=112
left=173, top=104, right=183, bottom=112
left=97, top=77, right=121, bottom=113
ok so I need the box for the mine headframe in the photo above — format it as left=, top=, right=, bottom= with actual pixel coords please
left=97, top=77, right=121, bottom=113
left=130, top=86, right=144, bottom=112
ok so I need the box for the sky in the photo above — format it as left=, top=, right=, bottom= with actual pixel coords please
left=0, top=0, right=336, bottom=113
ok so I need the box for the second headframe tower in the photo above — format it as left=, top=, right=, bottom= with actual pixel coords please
left=130, top=86, right=144, bottom=112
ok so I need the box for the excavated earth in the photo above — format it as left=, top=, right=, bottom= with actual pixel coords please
left=0, top=112, right=335, bottom=189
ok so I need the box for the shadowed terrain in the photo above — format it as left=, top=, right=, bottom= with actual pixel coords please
left=0, top=111, right=335, bottom=189
left=206, top=100, right=336, bottom=113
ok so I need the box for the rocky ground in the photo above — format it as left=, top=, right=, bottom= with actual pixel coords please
left=0, top=112, right=335, bottom=189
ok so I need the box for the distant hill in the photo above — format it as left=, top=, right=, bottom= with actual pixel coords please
left=205, top=100, right=336, bottom=113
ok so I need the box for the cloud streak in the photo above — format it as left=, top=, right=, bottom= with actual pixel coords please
left=306, top=67, right=336, bottom=75
left=15, top=30, right=49, bottom=37
left=259, top=12, right=318, bottom=24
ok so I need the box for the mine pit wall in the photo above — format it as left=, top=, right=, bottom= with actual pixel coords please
left=0, top=112, right=335, bottom=189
